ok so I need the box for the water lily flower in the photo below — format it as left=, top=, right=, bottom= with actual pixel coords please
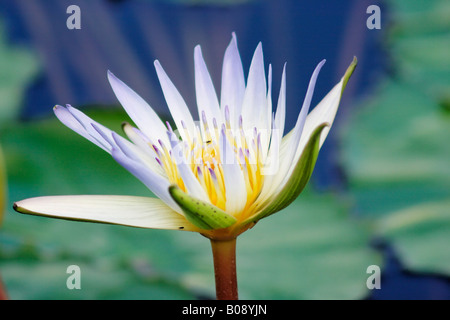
left=14, top=33, right=356, bottom=300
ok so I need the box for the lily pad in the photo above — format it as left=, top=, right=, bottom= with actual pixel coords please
left=340, top=81, right=450, bottom=277
left=387, top=0, right=450, bottom=104
left=376, top=200, right=450, bottom=275
left=340, top=0, right=450, bottom=278
left=0, top=21, right=40, bottom=126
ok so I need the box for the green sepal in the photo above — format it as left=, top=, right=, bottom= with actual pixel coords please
left=168, top=185, right=237, bottom=230
left=341, top=56, right=357, bottom=94
left=244, top=123, right=329, bottom=224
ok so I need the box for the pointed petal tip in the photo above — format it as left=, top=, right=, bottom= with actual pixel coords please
left=153, top=60, right=166, bottom=77
left=194, top=46, right=205, bottom=64
left=107, top=70, right=121, bottom=86
left=13, top=200, right=36, bottom=215
left=230, top=32, right=238, bottom=45
left=53, top=104, right=69, bottom=118
left=12, top=202, right=20, bottom=212
left=194, top=45, right=202, bottom=56
left=107, top=70, right=116, bottom=81
left=253, top=42, right=263, bottom=56
left=316, top=59, right=326, bottom=71
left=342, top=56, right=358, bottom=92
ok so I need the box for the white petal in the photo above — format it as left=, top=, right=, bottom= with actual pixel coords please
left=194, top=46, right=223, bottom=134
left=259, top=64, right=286, bottom=179
left=293, top=57, right=357, bottom=168
left=258, top=60, right=325, bottom=202
left=284, top=69, right=347, bottom=181
left=14, top=195, right=198, bottom=231
left=154, top=60, right=196, bottom=141
left=219, top=127, right=247, bottom=215
left=300, top=80, right=343, bottom=152
left=220, top=33, right=245, bottom=129
left=276, top=60, right=325, bottom=175
left=240, top=42, right=267, bottom=131
left=107, top=71, right=169, bottom=146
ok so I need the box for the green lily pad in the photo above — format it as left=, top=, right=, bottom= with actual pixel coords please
left=342, top=80, right=450, bottom=187
left=0, top=255, right=195, bottom=300
left=376, top=200, right=450, bottom=275
left=340, top=81, right=450, bottom=277
left=340, top=0, right=450, bottom=278
left=0, top=21, right=40, bottom=126
left=387, top=0, right=450, bottom=104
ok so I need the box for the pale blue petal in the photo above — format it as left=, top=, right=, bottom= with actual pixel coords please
left=54, top=105, right=111, bottom=152
left=154, top=60, right=196, bottom=142
left=107, top=71, right=169, bottom=146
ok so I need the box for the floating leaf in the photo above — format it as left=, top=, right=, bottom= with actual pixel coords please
left=0, top=21, right=40, bottom=125
left=376, top=200, right=450, bottom=275
left=340, top=0, right=450, bottom=277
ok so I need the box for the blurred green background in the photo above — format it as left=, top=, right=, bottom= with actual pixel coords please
left=0, top=0, right=449, bottom=299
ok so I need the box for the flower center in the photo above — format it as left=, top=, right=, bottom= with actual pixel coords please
left=154, top=116, right=266, bottom=219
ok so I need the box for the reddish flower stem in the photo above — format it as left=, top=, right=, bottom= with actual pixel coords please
left=210, top=238, right=238, bottom=300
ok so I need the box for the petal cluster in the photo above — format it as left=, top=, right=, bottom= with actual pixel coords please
left=14, top=34, right=356, bottom=238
